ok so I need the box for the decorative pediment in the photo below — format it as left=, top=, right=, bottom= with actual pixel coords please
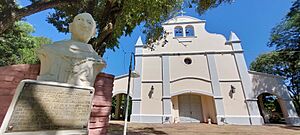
left=163, top=16, right=205, bottom=25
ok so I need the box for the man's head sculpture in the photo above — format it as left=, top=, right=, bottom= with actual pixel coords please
left=37, top=13, right=105, bottom=87
left=69, top=13, right=96, bottom=43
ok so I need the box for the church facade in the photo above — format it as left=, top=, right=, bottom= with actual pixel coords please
left=112, top=16, right=300, bottom=125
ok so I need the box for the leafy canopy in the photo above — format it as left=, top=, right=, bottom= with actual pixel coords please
left=0, top=21, right=52, bottom=66
left=47, top=0, right=182, bottom=55
left=0, top=0, right=233, bottom=56
left=47, top=0, right=233, bottom=55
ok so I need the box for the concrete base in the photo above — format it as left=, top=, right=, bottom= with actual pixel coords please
left=217, top=115, right=263, bottom=125
left=130, top=114, right=165, bottom=123
left=132, top=114, right=264, bottom=125
left=130, top=114, right=140, bottom=122
left=250, top=115, right=264, bottom=125
left=286, top=117, right=300, bottom=126
left=216, top=115, right=225, bottom=125
left=162, top=115, right=172, bottom=124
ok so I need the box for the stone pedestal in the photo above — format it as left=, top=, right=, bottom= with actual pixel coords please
left=0, top=64, right=115, bottom=135
left=0, top=80, right=94, bottom=135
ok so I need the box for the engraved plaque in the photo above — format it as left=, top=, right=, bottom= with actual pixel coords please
left=2, top=81, right=93, bottom=133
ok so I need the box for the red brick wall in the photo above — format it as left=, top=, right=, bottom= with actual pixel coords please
left=0, top=64, right=114, bottom=135
left=0, top=64, right=40, bottom=125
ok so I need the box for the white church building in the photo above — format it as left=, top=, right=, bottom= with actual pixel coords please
left=112, top=15, right=300, bottom=125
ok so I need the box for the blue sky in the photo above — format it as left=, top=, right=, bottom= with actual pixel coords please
left=19, top=0, right=293, bottom=76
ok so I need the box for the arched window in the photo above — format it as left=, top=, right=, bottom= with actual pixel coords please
left=174, top=26, right=183, bottom=37
left=185, top=25, right=194, bottom=37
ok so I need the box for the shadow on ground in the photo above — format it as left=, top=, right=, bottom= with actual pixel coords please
left=108, top=123, right=168, bottom=135
left=265, top=124, right=300, bottom=131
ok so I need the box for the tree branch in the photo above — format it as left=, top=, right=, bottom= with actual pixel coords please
left=94, top=0, right=124, bottom=53
left=0, top=0, right=78, bottom=34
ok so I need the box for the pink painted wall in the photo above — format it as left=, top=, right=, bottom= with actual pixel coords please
left=0, top=64, right=40, bottom=124
left=0, top=64, right=114, bottom=135
left=90, top=73, right=114, bottom=135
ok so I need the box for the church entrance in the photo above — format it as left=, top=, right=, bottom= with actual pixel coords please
left=178, top=94, right=203, bottom=122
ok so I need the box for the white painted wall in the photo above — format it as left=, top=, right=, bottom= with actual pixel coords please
left=112, top=16, right=297, bottom=125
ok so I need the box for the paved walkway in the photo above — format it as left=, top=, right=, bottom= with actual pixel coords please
left=108, top=121, right=300, bottom=135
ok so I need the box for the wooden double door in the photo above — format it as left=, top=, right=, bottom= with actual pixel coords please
left=178, top=94, right=203, bottom=123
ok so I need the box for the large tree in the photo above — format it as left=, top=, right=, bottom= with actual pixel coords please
left=0, top=21, right=51, bottom=66
left=0, top=0, right=233, bottom=55
left=250, top=0, right=300, bottom=115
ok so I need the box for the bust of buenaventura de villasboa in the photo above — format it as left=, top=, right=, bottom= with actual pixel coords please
left=37, top=13, right=106, bottom=87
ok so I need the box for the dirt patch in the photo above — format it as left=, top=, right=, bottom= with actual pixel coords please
left=108, top=121, right=300, bottom=135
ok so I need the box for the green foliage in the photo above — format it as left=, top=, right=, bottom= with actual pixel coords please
left=47, top=0, right=182, bottom=55
left=186, top=0, right=234, bottom=14
left=45, top=0, right=233, bottom=55
left=269, top=0, right=300, bottom=51
left=250, top=51, right=300, bottom=115
left=111, top=94, right=132, bottom=120
left=259, top=94, right=285, bottom=123
left=250, top=52, right=274, bottom=74
left=0, top=22, right=52, bottom=66
left=250, top=0, right=300, bottom=115
left=0, top=0, right=233, bottom=56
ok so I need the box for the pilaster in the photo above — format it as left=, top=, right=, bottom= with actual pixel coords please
left=206, top=54, right=225, bottom=125
left=162, top=55, right=172, bottom=123
left=229, top=32, right=263, bottom=125
left=130, top=37, right=143, bottom=122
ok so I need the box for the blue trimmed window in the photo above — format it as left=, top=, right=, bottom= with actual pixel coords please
left=174, top=26, right=183, bottom=37
left=185, top=25, right=194, bottom=37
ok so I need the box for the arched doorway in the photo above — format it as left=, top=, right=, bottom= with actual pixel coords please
left=110, top=94, right=132, bottom=121
left=172, top=93, right=217, bottom=124
left=257, top=93, right=285, bottom=124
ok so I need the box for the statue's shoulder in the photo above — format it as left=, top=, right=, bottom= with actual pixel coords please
left=53, top=40, right=72, bottom=45
left=40, top=40, right=70, bottom=47
left=39, top=40, right=72, bottom=54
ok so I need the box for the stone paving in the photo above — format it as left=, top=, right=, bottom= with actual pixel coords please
left=108, top=121, right=300, bottom=135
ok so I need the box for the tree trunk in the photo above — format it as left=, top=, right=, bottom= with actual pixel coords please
left=0, top=0, right=78, bottom=35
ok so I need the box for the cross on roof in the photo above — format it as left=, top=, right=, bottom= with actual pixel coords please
left=179, top=10, right=186, bottom=16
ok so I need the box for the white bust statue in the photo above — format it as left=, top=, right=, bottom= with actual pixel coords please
left=37, top=13, right=106, bottom=87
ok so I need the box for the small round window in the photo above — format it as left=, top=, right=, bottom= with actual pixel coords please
left=184, top=58, right=192, bottom=65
